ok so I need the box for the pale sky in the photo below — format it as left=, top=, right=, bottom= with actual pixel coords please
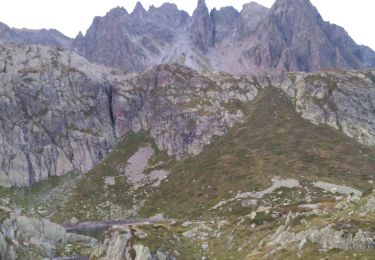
left=0, top=0, right=374, bottom=50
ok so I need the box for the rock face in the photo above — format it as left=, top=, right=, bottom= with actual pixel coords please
left=0, top=44, right=260, bottom=187
left=269, top=223, right=375, bottom=251
left=73, top=3, right=189, bottom=72
left=91, top=227, right=171, bottom=260
left=73, top=0, right=375, bottom=73
left=189, top=0, right=214, bottom=53
left=243, top=0, right=375, bottom=72
left=279, top=69, right=375, bottom=146
left=1, top=42, right=375, bottom=188
left=0, top=44, right=118, bottom=187
left=0, top=210, right=95, bottom=260
left=0, top=22, right=72, bottom=48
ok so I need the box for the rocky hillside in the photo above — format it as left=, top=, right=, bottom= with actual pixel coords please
left=1, top=43, right=375, bottom=188
left=73, top=0, right=375, bottom=73
left=0, top=44, right=262, bottom=187
left=0, top=22, right=72, bottom=48
left=1, top=86, right=374, bottom=258
left=0, top=1, right=374, bottom=259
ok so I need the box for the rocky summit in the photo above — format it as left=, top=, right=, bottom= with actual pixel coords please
left=0, top=0, right=375, bottom=259
left=71, top=0, right=375, bottom=73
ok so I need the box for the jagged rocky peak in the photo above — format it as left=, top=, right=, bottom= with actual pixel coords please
left=247, top=0, right=375, bottom=72
left=189, top=0, right=214, bottom=53
left=211, top=7, right=240, bottom=44
left=272, top=0, right=319, bottom=13
left=148, top=3, right=189, bottom=28
left=131, top=1, right=147, bottom=18
left=70, top=0, right=375, bottom=73
left=238, top=2, right=268, bottom=39
left=270, top=0, right=322, bottom=29
left=106, top=6, right=128, bottom=17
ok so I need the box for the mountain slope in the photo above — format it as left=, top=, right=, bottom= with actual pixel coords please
left=52, top=86, right=375, bottom=222
left=237, top=0, right=375, bottom=72
left=1, top=43, right=375, bottom=189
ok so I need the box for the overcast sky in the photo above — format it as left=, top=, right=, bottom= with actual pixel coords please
left=0, top=0, right=374, bottom=49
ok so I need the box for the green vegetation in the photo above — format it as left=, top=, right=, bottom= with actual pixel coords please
left=51, top=132, right=173, bottom=223
left=0, top=172, right=79, bottom=215
left=141, top=87, right=375, bottom=218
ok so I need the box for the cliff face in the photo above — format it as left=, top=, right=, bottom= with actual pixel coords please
left=0, top=44, right=117, bottom=187
left=73, top=0, right=375, bottom=74
left=189, top=0, right=214, bottom=53
left=72, top=3, right=189, bottom=72
left=280, top=69, right=375, bottom=145
left=0, top=44, right=260, bottom=187
left=238, top=0, right=375, bottom=72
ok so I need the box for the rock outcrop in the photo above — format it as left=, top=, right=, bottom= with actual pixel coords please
left=90, top=227, right=171, bottom=260
left=279, top=69, right=375, bottom=146
left=0, top=209, right=95, bottom=260
left=269, top=223, right=375, bottom=251
left=0, top=44, right=260, bottom=187
left=0, top=44, right=118, bottom=187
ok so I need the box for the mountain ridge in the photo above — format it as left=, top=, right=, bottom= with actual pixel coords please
left=1, top=0, right=374, bottom=74
left=72, top=0, right=375, bottom=73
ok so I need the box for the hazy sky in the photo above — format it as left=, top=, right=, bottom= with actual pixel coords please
left=0, top=0, right=374, bottom=49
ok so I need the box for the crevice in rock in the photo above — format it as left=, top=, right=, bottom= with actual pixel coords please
left=105, top=84, right=117, bottom=139
left=24, top=151, right=35, bottom=186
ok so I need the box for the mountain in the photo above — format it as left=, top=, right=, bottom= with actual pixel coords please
left=73, top=0, right=375, bottom=73
left=1, top=0, right=375, bottom=259
left=1, top=43, right=375, bottom=189
left=241, top=0, right=375, bottom=72
left=0, top=43, right=374, bottom=258
left=0, top=21, right=72, bottom=48
left=73, top=3, right=190, bottom=72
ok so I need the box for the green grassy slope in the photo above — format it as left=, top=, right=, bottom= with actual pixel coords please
left=52, top=86, right=375, bottom=222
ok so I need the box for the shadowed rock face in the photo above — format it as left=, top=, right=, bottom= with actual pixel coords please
left=242, top=0, right=375, bottom=72
left=72, top=3, right=189, bottom=72
left=72, top=0, right=375, bottom=73
left=189, top=0, right=214, bottom=53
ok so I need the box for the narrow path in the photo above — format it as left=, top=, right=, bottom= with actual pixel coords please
left=64, top=218, right=175, bottom=232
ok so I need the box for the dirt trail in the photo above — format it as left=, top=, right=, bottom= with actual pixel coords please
left=64, top=218, right=175, bottom=232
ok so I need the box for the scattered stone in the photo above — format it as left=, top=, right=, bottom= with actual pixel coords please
left=104, top=177, right=116, bottom=186
left=362, top=196, right=375, bottom=213
left=202, top=242, right=209, bottom=250
left=312, top=182, right=362, bottom=197
left=241, top=199, right=258, bottom=208
left=250, top=211, right=257, bottom=220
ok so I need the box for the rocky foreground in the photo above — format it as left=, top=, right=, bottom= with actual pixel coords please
left=1, top=180, right=374, bottom=259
